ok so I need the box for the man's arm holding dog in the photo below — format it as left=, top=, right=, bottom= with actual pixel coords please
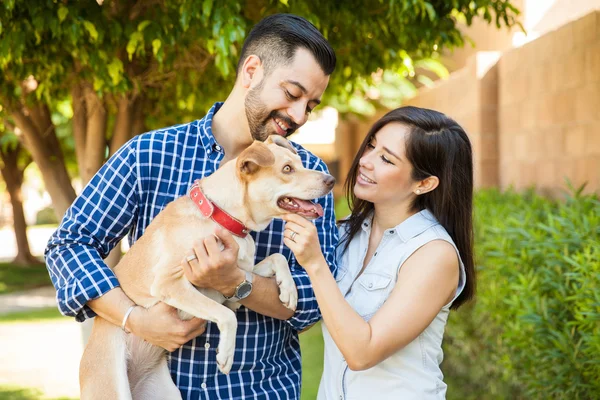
left=45, top=138, right=205, bottom=350
left=183, top=228, right=296, bottom=321
left=184, top=159, right=339, bottom=328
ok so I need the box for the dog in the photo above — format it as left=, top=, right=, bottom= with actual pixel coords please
left=78, top=135, right=335, bottom=399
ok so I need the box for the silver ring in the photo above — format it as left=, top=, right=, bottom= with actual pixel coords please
left=186, top=254, right=197, bottom=263
left=290, top=231, right=297, bottom=241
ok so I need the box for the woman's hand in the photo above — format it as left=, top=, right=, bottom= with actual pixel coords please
left=282, top=213, right=326, bottom=272
left=128, top=302, right=207, bottom=352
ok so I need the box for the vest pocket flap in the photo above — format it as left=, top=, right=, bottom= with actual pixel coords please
left=359, top=272, right=393, bottom=291
left=335, top=267, right=348, bottom=282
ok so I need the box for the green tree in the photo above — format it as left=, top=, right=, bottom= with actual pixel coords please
left=0, top=121, right=38, bottom=265
left=0, top=0, right=520, bottom=221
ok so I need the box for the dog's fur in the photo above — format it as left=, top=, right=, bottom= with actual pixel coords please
left=78, top=135, right=334, bottom=400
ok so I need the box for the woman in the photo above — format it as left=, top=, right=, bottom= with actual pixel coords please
left=282, top=106, right=475, bottom=399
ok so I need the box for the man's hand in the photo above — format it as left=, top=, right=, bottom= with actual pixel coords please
left=182, top=227, right=244, bottom=297
left=128, top=302, right=207, bottom=352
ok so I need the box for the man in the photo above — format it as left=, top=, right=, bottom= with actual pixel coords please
left=45, top=13, right=338, bottom=399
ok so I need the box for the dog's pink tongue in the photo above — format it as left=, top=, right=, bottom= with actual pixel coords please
left=294, top=198, right=324, bottom=217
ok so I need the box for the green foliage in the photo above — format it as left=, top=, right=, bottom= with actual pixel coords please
left=0, top=307, right=63, bottom=324
left=0, top=385, right=75, bottom=400
left=35, top=206, right=58, bottom=225
left=0, top=0, right=520, bottom=126
left=334, top=196, right=351, bottom=220
left=300, top=322, right=325, bottom=400
left=444, top=188, right=600, bottom=400
left=0, top=262, right=51, bottom=295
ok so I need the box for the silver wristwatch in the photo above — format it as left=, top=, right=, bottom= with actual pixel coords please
left=224, top=271, right=254, bottom=302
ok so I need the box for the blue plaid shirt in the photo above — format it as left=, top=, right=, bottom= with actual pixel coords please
left=45, top=102, right=338, bottom=400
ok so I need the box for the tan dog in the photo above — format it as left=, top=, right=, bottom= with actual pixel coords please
left=79, top=135, right=335, bottom=400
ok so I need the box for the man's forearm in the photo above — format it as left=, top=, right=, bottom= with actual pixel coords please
left=87, top=287, right=136, bottom=328
left=239, top=275, right=295, bottom=320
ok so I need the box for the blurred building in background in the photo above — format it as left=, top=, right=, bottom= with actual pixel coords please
left=297, top=0, right=600, bottom=198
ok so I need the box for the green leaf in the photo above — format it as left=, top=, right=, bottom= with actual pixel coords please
left=424, top=2, right=436, bottom=21
left=202, top=0, right=213, bottom=18
left=126, top=32, right=143, bottom=61
left=137, top=20, right=151, bottom=32
left=152, top=39, right=162, bottom=56
left=58, top=6, right=68, bottom=23
left=83, top=21, right=98, bottom=42
left=279, top=0, right=289, bottom=5
left=108, top=58, right=124, bottom=85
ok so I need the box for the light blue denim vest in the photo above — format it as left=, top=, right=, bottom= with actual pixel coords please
left=319, top=209, right=466, bottom=400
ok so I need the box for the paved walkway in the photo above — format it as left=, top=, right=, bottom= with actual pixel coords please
left=0, top=287, right=82, bottom=399
left=0, top=286, right=58, bottom=314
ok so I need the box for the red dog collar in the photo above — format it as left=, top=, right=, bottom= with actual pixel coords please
left=188, top=180, right=249, bottom=238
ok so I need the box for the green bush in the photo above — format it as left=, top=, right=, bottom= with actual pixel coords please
left=443, top=188, right=600, bottom=400
left=35, top=206, right=58, bottom=225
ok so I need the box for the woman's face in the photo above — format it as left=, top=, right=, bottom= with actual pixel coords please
left=354, top=122, right=417, bottom=207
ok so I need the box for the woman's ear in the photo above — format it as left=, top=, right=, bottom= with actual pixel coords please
left=414, top=176, right=439, bottom=195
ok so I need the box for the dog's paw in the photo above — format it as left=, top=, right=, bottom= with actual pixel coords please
left=216, top=348, right=234, bottom=375
left=278, top=280, right=298, bottom=311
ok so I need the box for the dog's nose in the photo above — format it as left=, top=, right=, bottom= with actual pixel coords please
left=323, top=175, right=335, bottom=189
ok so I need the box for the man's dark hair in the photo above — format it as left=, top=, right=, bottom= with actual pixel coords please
left=237, top=14, right=336, bottom=77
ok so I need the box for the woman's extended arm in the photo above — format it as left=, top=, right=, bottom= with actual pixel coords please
left=283, top=214, right=459, bottom=371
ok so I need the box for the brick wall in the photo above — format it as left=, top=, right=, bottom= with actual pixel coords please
left=498, top=11, right=600, bottom=195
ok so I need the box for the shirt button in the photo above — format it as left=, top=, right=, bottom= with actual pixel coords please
left=368, top=283, right=373, bottom=288
left=201, top=383, right=207, bottom=389
left=374, top=252, right=377, bottom=256
left=204, top=342, right=210, bottom=349
left=390, top=230, right=395, bottom=234
left=214, top=144, right=222, bottom=152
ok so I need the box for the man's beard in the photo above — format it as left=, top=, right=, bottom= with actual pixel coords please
left=245, top=84, right=299, bottom=141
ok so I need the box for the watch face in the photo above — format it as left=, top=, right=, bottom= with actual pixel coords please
left=236, top=282, right=253, bottom=299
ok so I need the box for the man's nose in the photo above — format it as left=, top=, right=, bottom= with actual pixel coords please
left=287, top=103, right=307, bottom=126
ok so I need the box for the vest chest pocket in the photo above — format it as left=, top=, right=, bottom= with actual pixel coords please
left=351, top=272, right=394, bottom=320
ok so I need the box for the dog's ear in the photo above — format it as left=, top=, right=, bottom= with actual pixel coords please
left=237, top=141, right=275, bottom=175
left=265, top=135, right=297, bottom=155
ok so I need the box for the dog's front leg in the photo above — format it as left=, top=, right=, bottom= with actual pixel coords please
left=151, top=275, right=237, bottom=375
left=252, top=253, right=298, bottom=311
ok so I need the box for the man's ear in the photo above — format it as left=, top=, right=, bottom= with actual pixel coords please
left=240, top=55, right=263, bottom=89
left=237, top=141, right=275, bottom=176
left=265, top=135, right=297, bottom=155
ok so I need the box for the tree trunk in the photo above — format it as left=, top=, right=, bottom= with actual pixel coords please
left=11, top=105, right=76, bottom=221
left=71, top=84, right=88, bottom=178
left=131, top=98, right=147, bottom=138
left=0, top=146, right=38, bottom=265
left=81, top=86, right=108, bottom=186
left=110, top=94, right=139, bottom=156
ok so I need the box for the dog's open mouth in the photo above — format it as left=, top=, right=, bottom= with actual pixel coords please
left=278, top=197, right=324, bottom=219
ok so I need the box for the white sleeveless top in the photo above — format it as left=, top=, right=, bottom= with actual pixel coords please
left=318, top=209, right=466, bottom=400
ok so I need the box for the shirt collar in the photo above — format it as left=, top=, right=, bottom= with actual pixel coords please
left=395, top=209, right=439, bottom=242
left=361, top=209, right=439, bottom=242
left=197, top=102, right=224, bottom=152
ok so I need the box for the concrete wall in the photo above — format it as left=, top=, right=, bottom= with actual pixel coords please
left=403, top=52, right=502, bottom=189
left=498, top=11, right=600, bottom=194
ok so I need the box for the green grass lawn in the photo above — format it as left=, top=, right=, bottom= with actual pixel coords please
left=0, top=262, right=52, bottom=295
left=0, top=385, right=76, bottom=400
left=0, top=307, right=63, bottom=324
left=300, top=323, right=325, bottom=400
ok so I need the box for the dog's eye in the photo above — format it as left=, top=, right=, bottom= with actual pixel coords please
left=283, top=165, right=294, bottom=173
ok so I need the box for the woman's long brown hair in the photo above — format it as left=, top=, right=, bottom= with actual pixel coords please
left=340, top=106, right=475, bottom=309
